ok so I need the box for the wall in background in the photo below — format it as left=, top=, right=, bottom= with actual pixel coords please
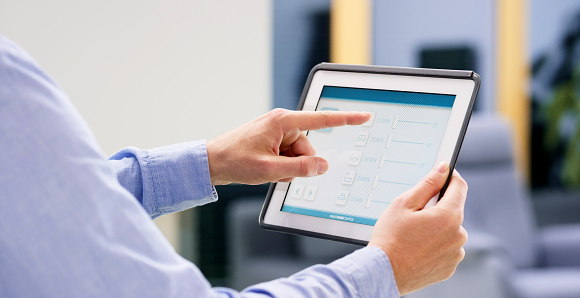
left=373, top=0, right=495, bottom=112
left=273, top=0, right=330, bottom=110
left=0, top=1, right=272, bottom=252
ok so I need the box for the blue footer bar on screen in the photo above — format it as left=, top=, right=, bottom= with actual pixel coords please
left=281, top=205, right=377, bottom=226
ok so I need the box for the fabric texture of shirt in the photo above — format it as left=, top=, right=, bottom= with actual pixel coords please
left=0, top=35, right=399, bottom=297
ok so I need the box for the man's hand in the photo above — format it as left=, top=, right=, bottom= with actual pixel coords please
left=368, top=163, right=468, bottom=296
left=206, top=108, right=371, bottom=185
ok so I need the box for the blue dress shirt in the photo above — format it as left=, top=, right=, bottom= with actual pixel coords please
left=0, top=35, right=399, bottom=297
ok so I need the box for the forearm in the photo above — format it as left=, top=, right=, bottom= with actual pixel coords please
left=214, top=247, right=399, bottom=297
left=108, top=140, right=217, bottom=218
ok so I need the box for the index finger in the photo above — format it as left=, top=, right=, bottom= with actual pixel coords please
left=283, top=110, right=371, bottom=131
left=436, top=170, right=468, bottom=211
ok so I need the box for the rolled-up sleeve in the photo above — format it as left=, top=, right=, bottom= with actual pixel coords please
left=108, top=140, right=218, bottom=218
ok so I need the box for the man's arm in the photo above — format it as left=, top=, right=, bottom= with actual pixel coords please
left=206, top=108, right=468, bottom=295
left=0, top=35, right=397, bottom=298
left=105, top=108, right=371, bottom=218
left=0, top=35, right=466, bottom=297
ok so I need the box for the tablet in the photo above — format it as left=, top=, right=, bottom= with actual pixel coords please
left=260, top=63, right=480, bottom=245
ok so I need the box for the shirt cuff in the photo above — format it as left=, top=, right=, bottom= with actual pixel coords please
left=330, top=246, right=400, bottom=297
left=146, top=140, right=218, bottom=218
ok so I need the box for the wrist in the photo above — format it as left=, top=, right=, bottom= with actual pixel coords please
left=368, top=243, right=407, bottom=295
left=206, top=139, right=228, bottom=185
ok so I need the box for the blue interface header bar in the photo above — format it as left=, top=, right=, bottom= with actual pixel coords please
left=321, top=86, right=455, bottom=108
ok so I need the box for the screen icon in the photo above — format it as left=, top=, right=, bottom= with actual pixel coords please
left=291, top=183, right=305, bottom=199
left=304, top=185, right=318, bottom=201
left=355, top=131, right=370, bottom=146
left=335, top=189, right=349, bottom=205
left=348, top=150, right=363, bottom=166
left=342, top=170, right=356, bottom=185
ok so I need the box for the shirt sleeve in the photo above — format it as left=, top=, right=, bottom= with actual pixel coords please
left=226, top=246, right=400, bottom=298
left=108, top=141, right=218, bottom=218
left=0, top=35, right=400, bottom=298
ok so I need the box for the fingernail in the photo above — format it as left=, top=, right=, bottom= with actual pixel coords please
left=435, top=162, right=448, bottom=173
left=317, top=159, right=329, bottom=174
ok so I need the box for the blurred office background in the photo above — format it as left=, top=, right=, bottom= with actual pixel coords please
left=2, top=0, right=580, bottom=297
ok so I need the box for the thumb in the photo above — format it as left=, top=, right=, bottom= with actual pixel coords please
left=396, top=162, right=450, bottom=211
left=268, top=156, right=329, bottom=181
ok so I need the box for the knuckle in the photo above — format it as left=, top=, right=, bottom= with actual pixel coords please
left=298, top=158, right=315, bottom=177
left=455, top=175, right=469, bottom=191
left=459, top=226, right=468, bottom=244
left=267, top=109, right=292, bottom=131
left=451, top=209, right=464, bottom=225
left=457, top=247, right=466, bottom=263
left=319, top=110, right=332, bottom=116
left=421, top=174, right=440, bottom=189
left=399, top=196, right=415, bottom=209
left=269, top=108, right=287, bottom=116
left=451, top=226, right=468, bottom=248
left=439, top=208, right=464, bottom=226
left=442, top=249, right=465, bottom=281
left=432, top=209, right=463, bottom=230
left=318, top=110, right=332, bottom=127
left=267, top=108, right=289, bottom=122
left=389, top=195, right=405, bottom=209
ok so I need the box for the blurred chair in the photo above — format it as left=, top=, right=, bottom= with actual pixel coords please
left=227, top=198, right=359, bottom=290
left=409, top=114, right=580, bottom=298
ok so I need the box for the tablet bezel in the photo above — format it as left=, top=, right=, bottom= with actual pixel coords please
left=260, top=63, right=480, bottom=246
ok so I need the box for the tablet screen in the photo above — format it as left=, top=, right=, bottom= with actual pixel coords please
left=280, top=86, right=456, bottom=226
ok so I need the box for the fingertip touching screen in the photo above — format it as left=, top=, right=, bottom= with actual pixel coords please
left=280, top=86, right=455, bottom=226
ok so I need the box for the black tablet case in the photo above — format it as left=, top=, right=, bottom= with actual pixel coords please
left=259, top=63, right=481, bottom=246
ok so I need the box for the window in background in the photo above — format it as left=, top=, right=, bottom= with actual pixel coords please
left=419, top=45, right=479, bottom=111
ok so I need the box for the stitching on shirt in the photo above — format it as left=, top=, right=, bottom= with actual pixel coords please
left=145, top=149, right=161, bottom=216
left=200, top=140, right=215, bottom=200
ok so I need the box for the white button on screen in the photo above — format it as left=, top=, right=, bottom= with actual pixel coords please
left=366, top=193, right=373, bottom=208
left=392, top=113, right=400, bottom=129
left=304, top=185, right=318, bottom=201
left=379, top=152, right=388, bottom=168
left=348, top=150, right=363, bottom=166
left=291, top=183, right=305, bottom=199
left=342, top=170, right=356, bottom=185
left=385, top=133, right=393, bottom=148
left=354, top=131, right=370, bottom=146
left=372, top=174, right=380, bottom=189
left=335, top=189, right=349, bottom=206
